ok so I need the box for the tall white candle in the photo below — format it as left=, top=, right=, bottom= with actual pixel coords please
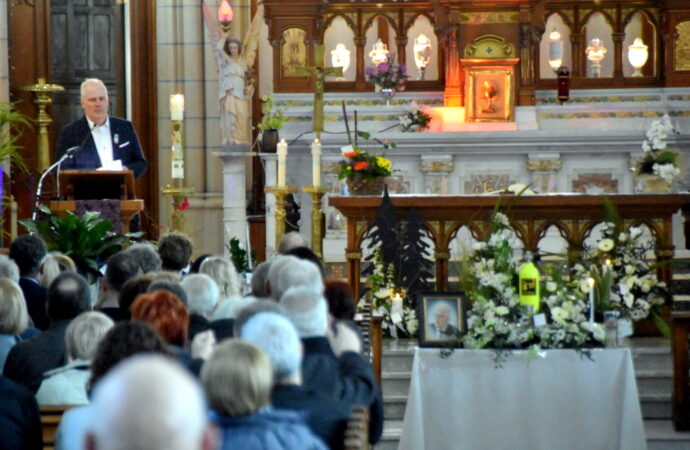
left=170, top=94, right=184, bottom=120
left=277, top=139, right=288, bottom=187
left=588, top=277, right=595, bottom=324
left=311, top=139, right=321, bottom=186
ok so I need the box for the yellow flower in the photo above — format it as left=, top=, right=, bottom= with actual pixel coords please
left=376, top=156, right=392, bottom=172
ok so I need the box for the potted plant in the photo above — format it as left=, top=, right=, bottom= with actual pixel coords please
left=257, top=93, right=285, bottom=153
left=0, top=102, right=30, bottom=235
left=19, top=205, right=141, bottom=284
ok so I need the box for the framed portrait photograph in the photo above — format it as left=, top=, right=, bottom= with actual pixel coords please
left=418, top=292, right=468, bottom=348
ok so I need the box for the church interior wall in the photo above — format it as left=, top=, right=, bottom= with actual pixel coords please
left=0, top=0, right=8, bottom=103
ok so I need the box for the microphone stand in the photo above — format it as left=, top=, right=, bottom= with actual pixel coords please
left=31, top=146, right=78, bottom=222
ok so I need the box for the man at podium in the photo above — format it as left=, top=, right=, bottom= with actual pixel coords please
left=54, top=78, right=147, bottom=178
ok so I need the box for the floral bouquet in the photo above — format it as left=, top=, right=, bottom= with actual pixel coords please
left=338, top=145, right=392, bottom=181
left=365, top=54, right=408, bottom=91
left=635, top=114, right=680, bottom=182
left=577, top=219, right=667, bottom=324
left=360, top=249, right=418, bottom=338
left=460, top=211, right=604, bottom=356
left=398, top=102, right=432, bottom=132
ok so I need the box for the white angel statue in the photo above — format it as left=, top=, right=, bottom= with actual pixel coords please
left=202, top=2, right=264, bottom=145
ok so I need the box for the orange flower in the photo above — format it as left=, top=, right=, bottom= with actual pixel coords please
left=343, top=152, right=357, bottom=158
left=354, top=161, right=369, bottom=171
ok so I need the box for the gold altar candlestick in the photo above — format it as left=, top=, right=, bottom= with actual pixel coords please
left=162, top=178, right=194, bottom=233
left=23, top=78, right=64, bottom=171
left=302, top=186, right=329, bottom=259
left=265, top=185, right=298, bottom=245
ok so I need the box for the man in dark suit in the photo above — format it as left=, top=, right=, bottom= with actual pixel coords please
left=9, top=235, right=49, bottom=330
left=54, top=78, right=147, bottom=178
left=3, top=272, right=92, bottom=393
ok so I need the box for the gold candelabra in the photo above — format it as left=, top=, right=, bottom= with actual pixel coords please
left=22, top=78, right=64, bottom=171
left=265, top=185, right=298, bottom=245
left=162, top=178, right=194, bottom=232
left=161, top=114, right=192, bottom=232
left=302, top=186, right=329, bottom=258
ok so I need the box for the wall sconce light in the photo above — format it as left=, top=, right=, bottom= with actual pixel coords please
left=627, top=38, right=648, bottom=77
left=547, top=29, right=564, bottom=71
left=585, top=38, right=607, bottom=78
left=413, top=34, right=432, bottom=80
left=331, top=43, right=351, bottom=80
left=217, top=0, right=234, bottom=33
left=368, top=39, right=389, bottom=65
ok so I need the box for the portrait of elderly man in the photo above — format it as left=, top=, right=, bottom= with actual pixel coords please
left=427, top=301, right=459, bottom=340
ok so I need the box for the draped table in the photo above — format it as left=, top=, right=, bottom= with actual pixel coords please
left=399, top=347, right=646, bottom=450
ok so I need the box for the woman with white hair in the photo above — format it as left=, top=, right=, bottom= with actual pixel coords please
left=201, top=256, right=253, bottom=321
left=36, top=311, right=114, bottom=405
left=201, top=339, right=327, bottom=450
left=0, top=279, right=30, bottom=371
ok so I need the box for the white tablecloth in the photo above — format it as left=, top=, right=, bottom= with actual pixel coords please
left=399, top=348, right=646, bottom=450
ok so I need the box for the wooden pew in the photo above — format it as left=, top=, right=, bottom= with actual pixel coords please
left=344, top=404, right=370, bottom=450
left=40, top=405, right=73, bottom=450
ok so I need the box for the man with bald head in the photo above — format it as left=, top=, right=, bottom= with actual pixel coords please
left=54, top=78, right=147, bottom=178
left=85, top=355, right=216, bottom=450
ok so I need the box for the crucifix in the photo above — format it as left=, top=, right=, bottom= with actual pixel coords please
left=293, top=44, right=342, bottom=139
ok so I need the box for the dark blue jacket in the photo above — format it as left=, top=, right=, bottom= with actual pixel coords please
left=3, top=319, right=71, bottom=393
left=301, top=337, right=384, bottom=444
left=272, top=384, right=350, bottom=450
left=212, top=408, right=327, bottom=450
left=18, top=277, right=49, bottom=331
left=0, top=375, right=42, bottom=450
left=54, top=116, right=147, bottom=178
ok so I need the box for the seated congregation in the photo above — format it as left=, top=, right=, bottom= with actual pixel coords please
left=0, top=231, right=382, bottom=450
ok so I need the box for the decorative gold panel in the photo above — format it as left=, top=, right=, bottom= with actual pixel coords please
left=281, top=28, right=307, bottom=77
left=464, top=35, right=516, bottom=59
left=675, top=21, right=690, bottom=72
left=459, top=12, right=519, bottom=25
left=526, top=159, right=562, bottom=172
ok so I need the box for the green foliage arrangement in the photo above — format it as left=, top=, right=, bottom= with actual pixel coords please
left=19, top=205, right=141, bottom=284
left=256, top=93, right=285, bottom=131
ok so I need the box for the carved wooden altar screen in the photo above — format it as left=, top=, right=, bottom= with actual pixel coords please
left=329, top=194, right=690, bottom=299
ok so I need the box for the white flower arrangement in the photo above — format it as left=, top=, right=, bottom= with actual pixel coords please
left=579, top=221, right=667, bottom=322
left=636, top=114, right=681, bottom=182
left=397, top=101, right=432, bottom=132
left=461, top=212, right=603, bottom=353
left=360, top=249, right=418, bottom=338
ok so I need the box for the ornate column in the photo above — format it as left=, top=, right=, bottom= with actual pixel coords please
left=354, top=36, right=367, bottom=91
left=526, top=154, right=562, bottom=194
left=419, top=155, right=454, bottom=194
left=260, top=153, right=278, bottom=257
left=612, top=32, right=626, bottom=79
left=214, top=146, right=255, bottom=258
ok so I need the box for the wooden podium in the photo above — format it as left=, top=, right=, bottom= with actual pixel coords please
left=49, top=170, right=144, bottom=234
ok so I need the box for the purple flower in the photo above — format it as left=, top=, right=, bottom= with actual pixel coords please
left=378, top=62, right=390, bottom=73
left=399, top=64, right=407, bottom=76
